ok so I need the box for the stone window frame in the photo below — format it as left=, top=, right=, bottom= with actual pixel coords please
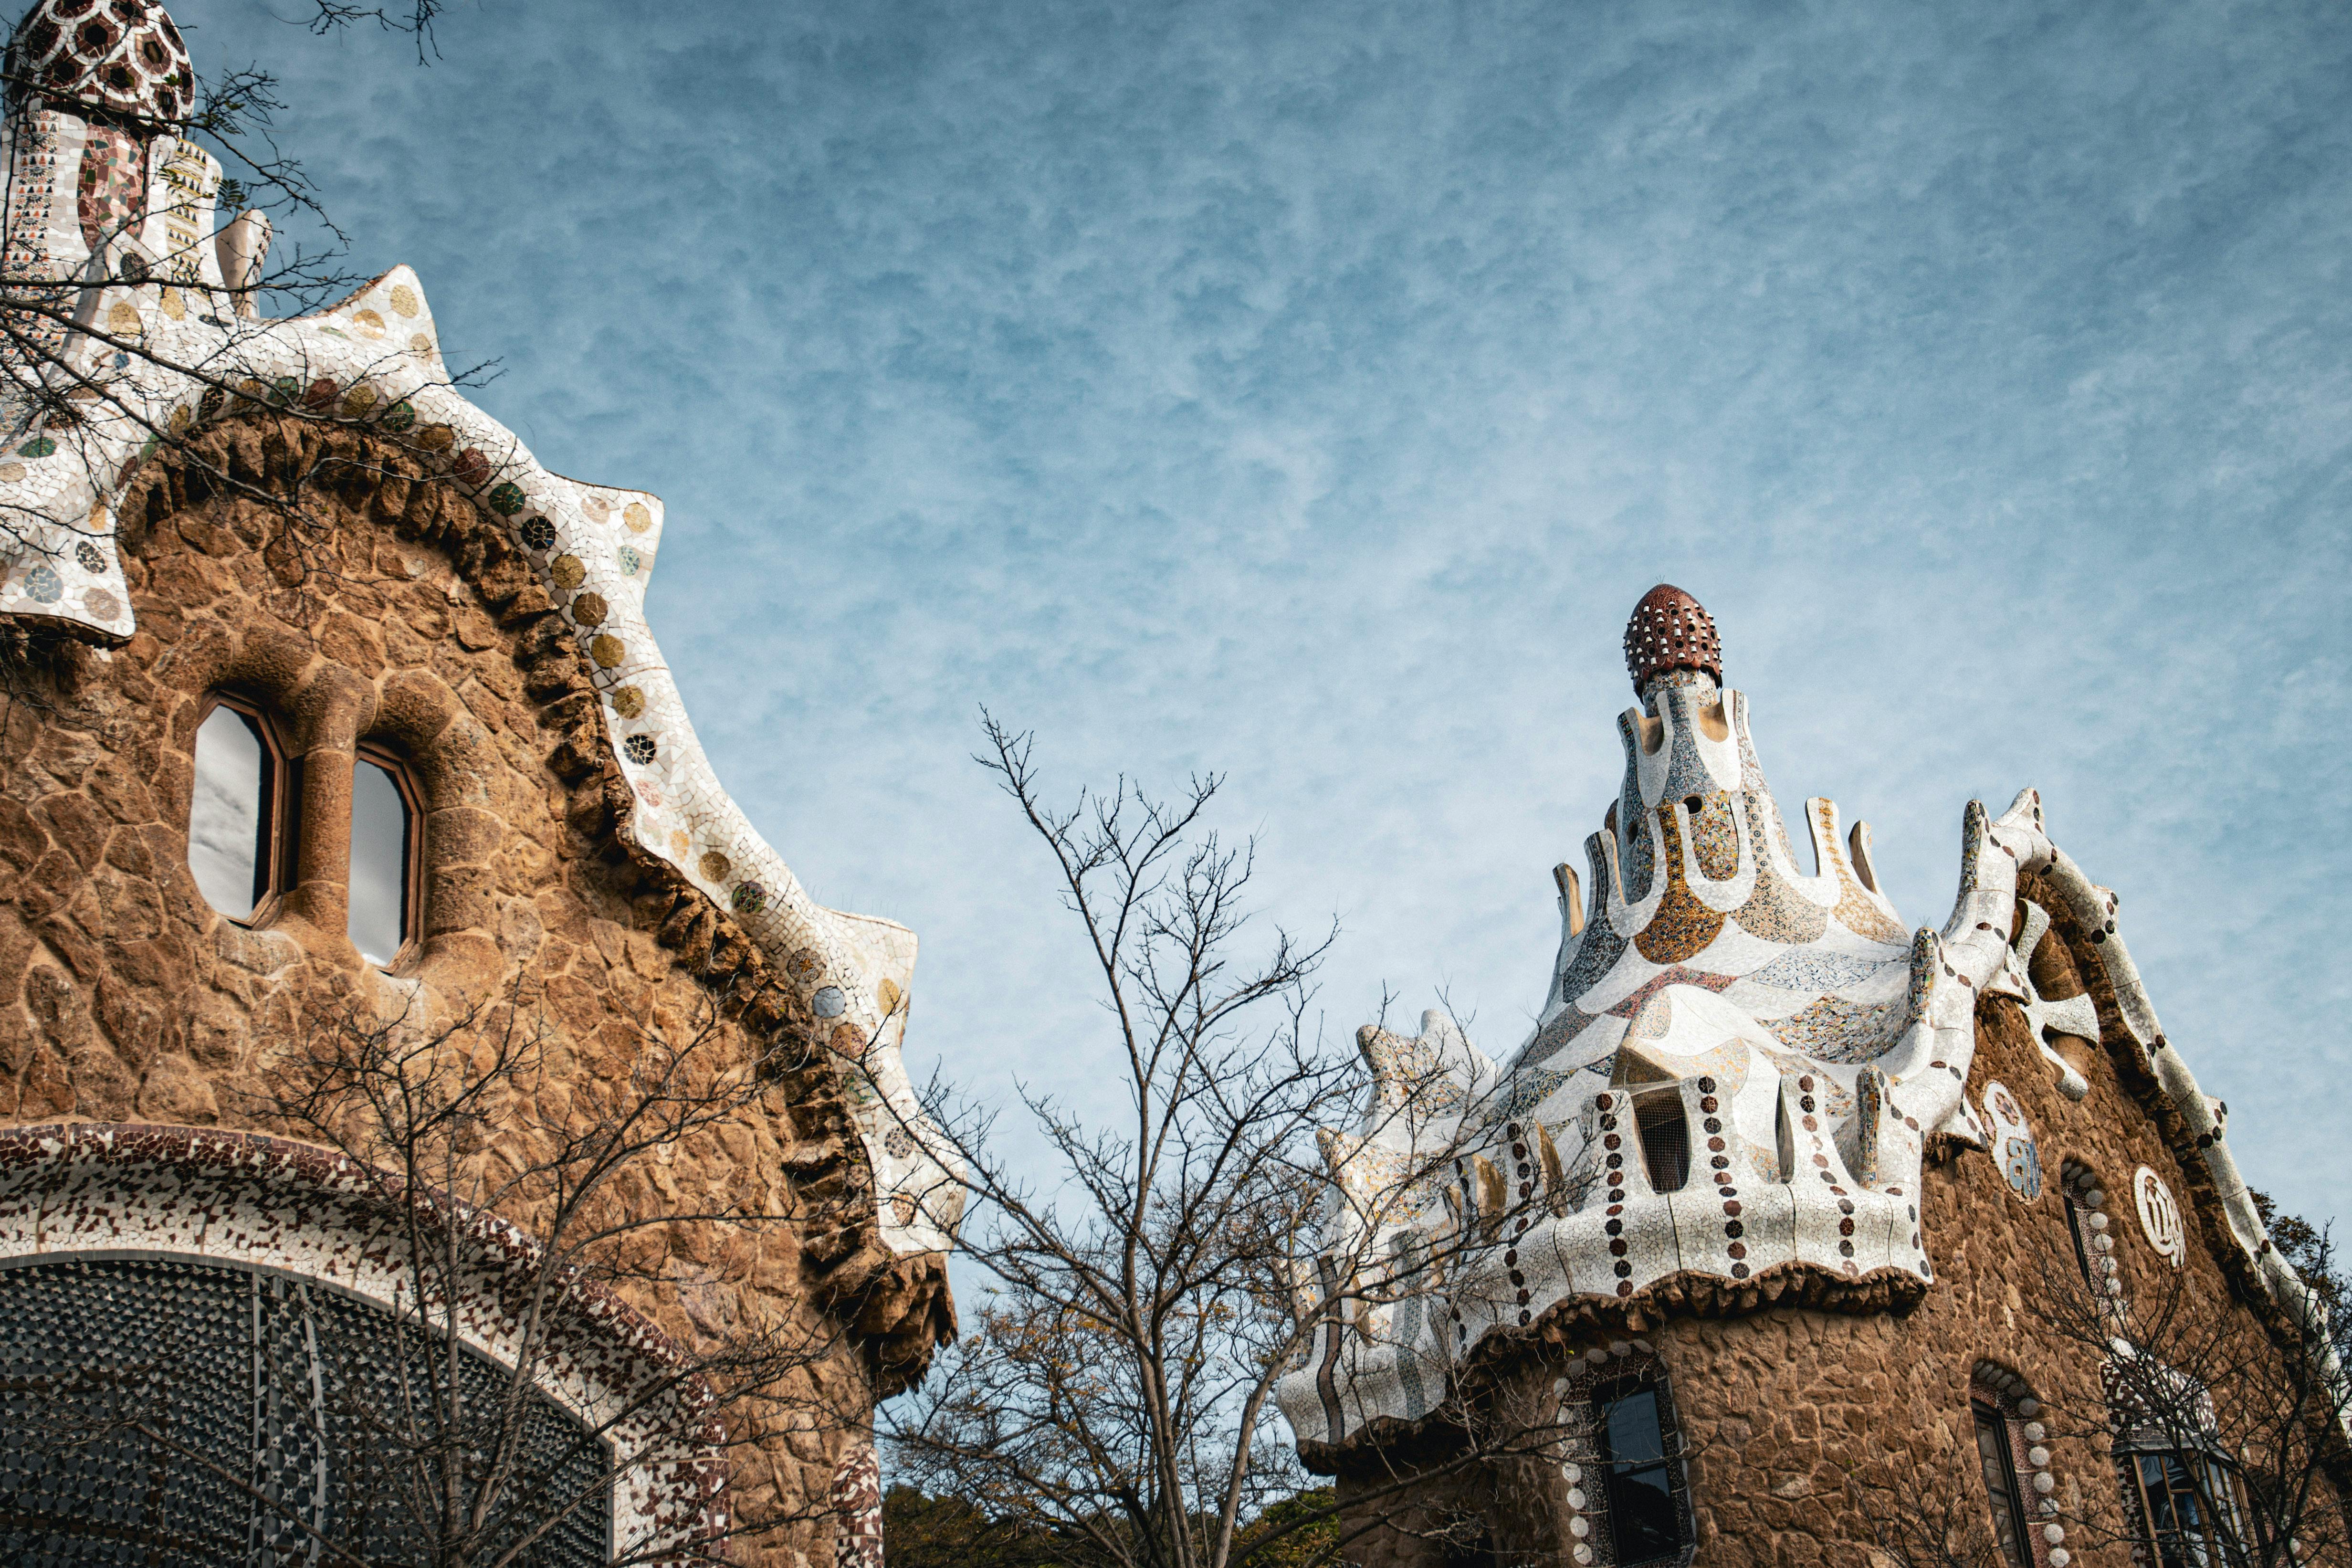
left=1969, top=1360, right=2069, bottom=1568
left=350, top=737, right=426, bottom=973
left=2058, top=1159, right=2122, bottom=1305
left=191, top=689, right=296, bottom=926
left=178, top=640, right=504, bottom=984
left=1552, top=1344, right=1694, bottom=1568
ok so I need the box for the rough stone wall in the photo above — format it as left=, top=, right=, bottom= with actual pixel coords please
left=0, top=414, right=948, bottom=1566
left=1328, top=880, right=2341, bottom=1568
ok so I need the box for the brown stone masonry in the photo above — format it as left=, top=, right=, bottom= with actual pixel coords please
left=0, top=412, right=950, bottom=1564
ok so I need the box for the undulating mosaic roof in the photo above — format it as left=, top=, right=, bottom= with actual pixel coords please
left=0, top=12, right=957, bottom=1256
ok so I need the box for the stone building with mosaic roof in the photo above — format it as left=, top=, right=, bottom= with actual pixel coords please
left=0, top=2, right=956, bottom=1562
left=1279, top=587, right=2348, bottom=1567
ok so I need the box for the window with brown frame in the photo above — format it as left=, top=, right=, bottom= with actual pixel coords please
left=348, top=744, right=422, bottom=969
left=1972, top=1395, right=2034, bottom=1568
left=188, top=694, right=293, bottom=924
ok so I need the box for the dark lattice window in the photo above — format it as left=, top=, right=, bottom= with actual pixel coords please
left=1595, top=1377, right=1687, bottom=1564
left=1633, top=1091, right=1689, bottom=1194
left=1972, top=1398, right=2032, bottom=1568
left=0, top=1254, right=611, bottom=1567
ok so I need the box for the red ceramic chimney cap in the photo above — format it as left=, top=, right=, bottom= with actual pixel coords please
left=1622, top=583, right=1722, bottom=694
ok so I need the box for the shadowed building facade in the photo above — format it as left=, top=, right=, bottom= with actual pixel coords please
left=0, top=2, right=956, bottom=1561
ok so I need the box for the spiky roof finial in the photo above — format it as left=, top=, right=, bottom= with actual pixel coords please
left=1622, top=583, right=1722, bottom=696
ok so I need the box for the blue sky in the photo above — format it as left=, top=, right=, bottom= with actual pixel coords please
left=191, top=0, right=2350, bottom=1231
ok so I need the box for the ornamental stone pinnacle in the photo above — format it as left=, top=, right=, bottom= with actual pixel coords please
left=1622, top=582, right=1722, bottom=699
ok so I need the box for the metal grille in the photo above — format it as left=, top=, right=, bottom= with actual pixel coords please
left=0, top=1254, right=612, bottom=1567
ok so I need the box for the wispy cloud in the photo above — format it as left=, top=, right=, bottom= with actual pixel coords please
left=194, top=0, right=2352, bottom=1227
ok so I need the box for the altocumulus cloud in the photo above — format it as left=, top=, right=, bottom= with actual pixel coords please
left=187, top=0, right=2352, bottom=1227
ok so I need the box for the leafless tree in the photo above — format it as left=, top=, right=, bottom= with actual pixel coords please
left=1858, top=1193, right=2352, bottom=1568
left=21, top=975, right=877, bottom=1568
left=881, top=717, right=1581, bottom=1568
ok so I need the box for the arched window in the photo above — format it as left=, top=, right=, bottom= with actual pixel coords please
left=1633, top=1088, right=1690, bottom=1194
left=1969, top=1365, right=2054, bottom=1568
left=2107, top=1358, right=2247, bottom=1568
left=348, top=744, right=422, bottom=969
left=2060, top=1160, right=2118, bottom=1300
left=188, top=694, right=290, bottom=922
left=1557, top=1347, right=1691, bottom=1566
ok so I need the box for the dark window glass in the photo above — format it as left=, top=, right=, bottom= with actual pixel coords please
left=1635, top=1094, right=1690, bottom=1193
left=1973, top=1399, right=2031, bottom=1568
left=2132, top=1450, right=2239, bottom=1568
left=1597, top=1384, right=1682, bottom=1563
left=349, top=754, right=415, bottom=968
left=189, top=700, right=277, bottom=920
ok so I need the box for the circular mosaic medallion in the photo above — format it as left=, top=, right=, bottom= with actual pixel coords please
left=570, top=592, right=607, bottom=627
left=608, top=685, right=644, bottom=719
left=730, top=880, right=766, bottom=916
left=158, top=287, right=184, bottom=320
left=379, top=400, right=417, bottom=433
left=23, top=565, right=61, bottom=603
left=549, top=552, right=584, bottom=589
left=623, top=502, right=651, bottom=533
left=388, top=284, right=420, bottom=318
left=72, top=540, right=104, bottom=573
left=589, top=634, right=625, bottom=668
left=520, top=516, right=556, bottom=552
left=633, top=778, right=662, bottom=809
left=452, top=449, right=490, bottom=487
left=415, top=421, right=452, bottom=451
left=339, top=384, right=378, bottom=419
left=105, top=300, right=139, bottom=336
left=81, top=587, right=119, bottom=621
left=786, top=948, right=821, bottom=983
left=622, top=733, right=656, bottom=765
left=410, top=332, right=435, bottom=358
left=349, top=308, right=387, bottom=339
left=698, top=850, right=731, bottom=883
left=0, top=463, right=24, bottom=483
left=486, top=481, right=526, bottom=516
left=615, top=545, right=640, bottom=576
left=17, top=0, right=194, bottom=122
left=884, top=1126, right=915, bottom=1160
left=812, top=986, right=847, bottom=1019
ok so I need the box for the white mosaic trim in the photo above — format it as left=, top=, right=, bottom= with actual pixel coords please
left=0, top=114, right=958, bottom=1254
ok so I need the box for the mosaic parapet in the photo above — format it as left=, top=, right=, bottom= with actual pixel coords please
left=0, top=244, right=960, bottom=1257
left=0, top=1123, right=727, bottom=1551
left=1278, top=584, right=2344, bottom=1452
left=1275, top=780, right=2049, bottom=1449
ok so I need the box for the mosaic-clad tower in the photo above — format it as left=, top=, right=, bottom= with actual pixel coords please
left=1281, top=587, right=2341, bottom=1567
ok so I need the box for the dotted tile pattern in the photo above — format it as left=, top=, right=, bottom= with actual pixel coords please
left=0, top=1124, right=726, bottom=1557
left=1274, top=586, right=2334, bottom=1450
left=0, top=103, right=959, bottom=1262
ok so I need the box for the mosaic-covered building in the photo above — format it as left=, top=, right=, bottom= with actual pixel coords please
left=0, top=2, right=955, bottom=1562
left=1280, top=586, right=2345, bottom=1566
